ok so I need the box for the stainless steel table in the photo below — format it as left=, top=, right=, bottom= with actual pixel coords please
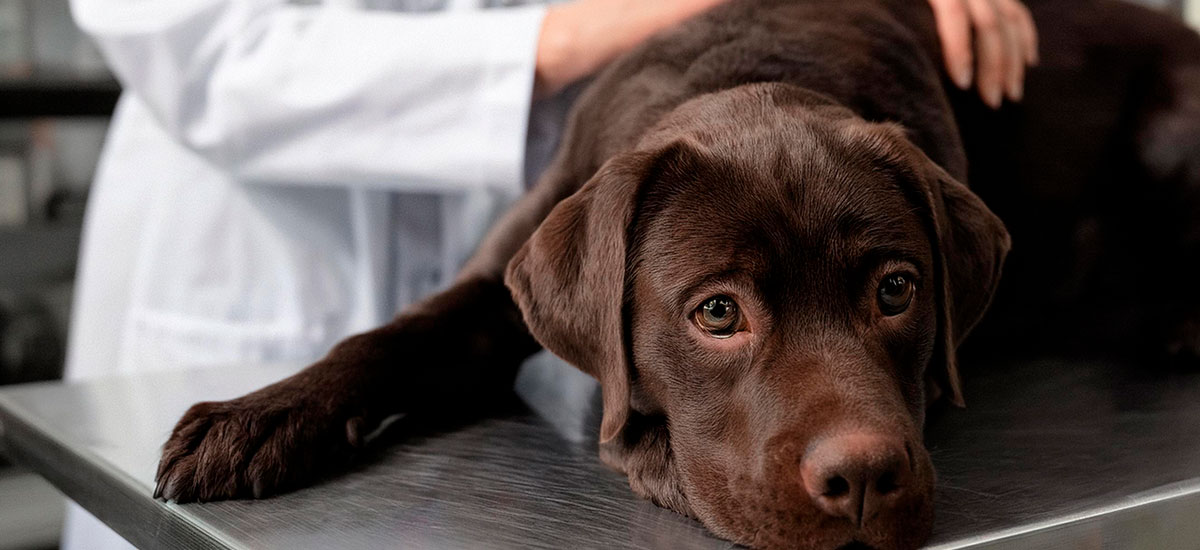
left=1, top=352, right=1199, bottom=549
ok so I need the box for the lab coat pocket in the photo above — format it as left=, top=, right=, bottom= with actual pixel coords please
left=119, top=184, right=358, bottom=374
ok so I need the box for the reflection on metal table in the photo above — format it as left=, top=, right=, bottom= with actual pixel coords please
left=0, top=351, right=1198, bottom=549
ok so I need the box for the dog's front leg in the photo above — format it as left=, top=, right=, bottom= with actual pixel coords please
left=152, top=274, right=539, bottom=503
left=153, top=163, right=585, bottom=503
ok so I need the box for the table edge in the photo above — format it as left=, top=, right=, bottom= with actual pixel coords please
left=0, top=393, right=244, bottom=550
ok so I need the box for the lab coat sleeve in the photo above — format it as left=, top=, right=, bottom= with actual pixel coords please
left=70, top=0, right=546, bottom=193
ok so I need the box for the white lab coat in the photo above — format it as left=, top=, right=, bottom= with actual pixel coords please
left=64, top=0, right=561, bottom=547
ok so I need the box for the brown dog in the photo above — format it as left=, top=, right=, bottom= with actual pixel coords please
left=153, top=1, right=1200, bottom=549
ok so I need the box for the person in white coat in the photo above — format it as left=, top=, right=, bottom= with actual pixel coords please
left=64, top=0, right=1037, bottom=547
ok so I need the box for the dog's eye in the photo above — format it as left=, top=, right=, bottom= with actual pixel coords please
left=695, top=296, right=742, bottom=337
left=877, top=273, right=915, bottom=316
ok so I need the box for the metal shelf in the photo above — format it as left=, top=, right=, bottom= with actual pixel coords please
left=0, top=77, right=120, bottom=118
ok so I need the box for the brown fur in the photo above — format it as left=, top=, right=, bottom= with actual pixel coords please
left=156, top=1, right=1200, bottom=549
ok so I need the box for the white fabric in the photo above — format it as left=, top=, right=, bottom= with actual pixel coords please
left=63, top=0, right=557, bottom=548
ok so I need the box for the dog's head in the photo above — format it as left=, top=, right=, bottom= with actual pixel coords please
left=506, top=84, right=1009, bottom=550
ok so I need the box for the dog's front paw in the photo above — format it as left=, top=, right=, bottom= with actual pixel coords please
left=154, top=386, right=366, bottom=503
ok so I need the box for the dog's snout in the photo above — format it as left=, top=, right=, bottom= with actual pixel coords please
left=800, top=433, right=911, bottom=527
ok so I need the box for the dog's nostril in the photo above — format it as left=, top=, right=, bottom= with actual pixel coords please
left=802, top=432, right=914, bottom=526
left=876, top=471, right=898, bottom=495
left=824, top=475, right=850, bottom=497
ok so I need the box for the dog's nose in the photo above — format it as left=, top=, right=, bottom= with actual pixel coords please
left=800, top=433, right=911, bottom=527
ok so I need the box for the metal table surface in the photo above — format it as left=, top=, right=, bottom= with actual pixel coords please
left=1, top=352, right=1199, bottom=549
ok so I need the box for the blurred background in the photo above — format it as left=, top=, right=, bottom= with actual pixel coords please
left=1, top=1, right=115, bottom=548
left=0, top=0, right=1195, bottom=549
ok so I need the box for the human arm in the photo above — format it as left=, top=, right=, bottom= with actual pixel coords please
left=71, top=0, right=736, bottom=191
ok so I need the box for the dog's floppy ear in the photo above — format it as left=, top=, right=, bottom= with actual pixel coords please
left=924, top=163, right=1011, bottom=407
left=506, top=143, right=686, bottom=443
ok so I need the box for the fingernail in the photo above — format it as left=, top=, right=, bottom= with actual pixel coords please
left=153, top=479, right=165, bottom=499
left=985, top=87, right=1003, bottom=109
left=1010, top=81, right=1024, bottom=102
left=954, top=65, right=973, bottom=89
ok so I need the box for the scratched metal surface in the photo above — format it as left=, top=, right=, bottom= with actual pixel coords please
left=1, top=352, right=1199, bottom=549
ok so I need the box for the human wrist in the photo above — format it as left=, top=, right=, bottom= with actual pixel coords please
left=534, top=0, right=630, bottom=99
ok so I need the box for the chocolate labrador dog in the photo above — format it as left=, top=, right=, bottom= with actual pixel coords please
left=154, top=0, right=1200, bottom=548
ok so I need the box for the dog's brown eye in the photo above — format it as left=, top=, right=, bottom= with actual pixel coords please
left=695, top=296, right=742, bottom=337
left=877, top=273, right=914, bottom=316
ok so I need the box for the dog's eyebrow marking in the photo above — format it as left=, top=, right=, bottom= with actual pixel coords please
left=828, top=187, right=929, bottom=265
left=857, top=246, right=926, bottom=273
left=674, top=267, right=751, bottom=312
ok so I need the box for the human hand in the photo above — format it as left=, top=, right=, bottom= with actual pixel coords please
left=929, top=0, right=1039, bottom=108
left=535, top=0, right=728, bottom=99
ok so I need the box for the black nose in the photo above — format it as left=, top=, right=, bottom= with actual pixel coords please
left=800, top=433, right=911, bottom=527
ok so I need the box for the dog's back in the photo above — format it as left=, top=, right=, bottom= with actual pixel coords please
left=548, top=0, right=961, bottom=184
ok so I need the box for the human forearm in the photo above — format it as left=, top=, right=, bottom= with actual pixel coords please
left=534, top=0, right=728, bottom=99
